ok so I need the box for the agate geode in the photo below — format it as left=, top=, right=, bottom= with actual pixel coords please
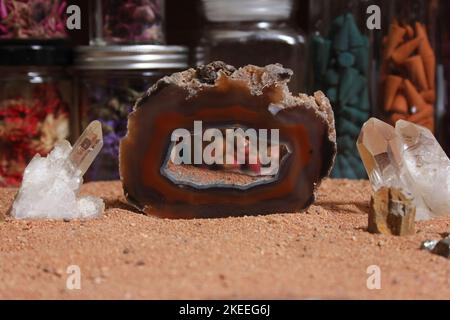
left=120, top=62, right=336, bottom=218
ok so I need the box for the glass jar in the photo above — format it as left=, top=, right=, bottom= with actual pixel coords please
left=74, top=45, right=188, bottom=181
left=309, top=0, right=373, bottom=179
left=196, top=0, right=306, bottom=93
left=0, top=43, right=73, bottom=187
left=89, top=0, right=165, bottom=45
left=376, top=0, right=438, bottom=134
left=437, top=0, right=450, bottom=156
left=0, top=0, right=68, bottom=40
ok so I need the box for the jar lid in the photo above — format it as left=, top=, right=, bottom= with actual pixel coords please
left=0, top=40, right=73, bottom=66
left=75, top=45, right=189, bottom=70
left=202, top=0, right=294, bottom=22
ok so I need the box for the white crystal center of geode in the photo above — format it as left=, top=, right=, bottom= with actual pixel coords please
left=11, top=141, right=104, bottom=220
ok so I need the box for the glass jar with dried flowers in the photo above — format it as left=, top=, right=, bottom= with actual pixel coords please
left=89, top=0, right=165, bottom=45
left=74, top=45, right=188, bottom=181
left=0, top=43, right=73, bottom=187
left=0, top=0, right=68, bottom=40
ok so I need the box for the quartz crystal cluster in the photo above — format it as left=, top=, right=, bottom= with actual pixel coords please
left=357, top=118, right=450, bottom=220
left=11, top=121, right=105, bottom=220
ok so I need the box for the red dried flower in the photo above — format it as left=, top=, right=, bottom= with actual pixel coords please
left=0, top=0, right=68, bottom=39
left=0, top=84, right=69, bottom=186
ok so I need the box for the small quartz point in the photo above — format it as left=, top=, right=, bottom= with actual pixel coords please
left=395, top=120, right=450, bottom=218
left=11, top=121, right=105, bottom=220
left=68, top=120, right=103, bottom=176
left=357, top=118, right=450, bottom=220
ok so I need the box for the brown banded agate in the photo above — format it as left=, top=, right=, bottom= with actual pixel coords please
left=119, top=62, right=336, bottom=218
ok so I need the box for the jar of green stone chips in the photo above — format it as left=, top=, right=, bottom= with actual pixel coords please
left=74, top=45, right=188, bottom=181
left=197, top=0, right=307, bottom=93
left=309, top=0, right=373, bottom=179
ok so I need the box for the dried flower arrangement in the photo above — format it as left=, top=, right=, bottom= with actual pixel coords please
left=101, top=0, right=164, bottom=44
left=0, top=84, right=69, bottom=187
left=83, top=85, right=139, bottom=180
left=0, top=0, right=68, bottom=40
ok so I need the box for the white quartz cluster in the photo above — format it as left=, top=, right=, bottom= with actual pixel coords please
left=11, top=141, right=104, bottom=220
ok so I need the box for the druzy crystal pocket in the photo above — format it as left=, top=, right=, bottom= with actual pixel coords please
left=120, top=62, right=337, bottom=218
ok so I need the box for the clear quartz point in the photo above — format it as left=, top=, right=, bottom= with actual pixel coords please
left=356, top=118, right=403, bottom=190
left=395, top=120, right=450, bottom=218
left=357, top=118, right=450, bottom=220
left=67, top=120, right=103, bottom=176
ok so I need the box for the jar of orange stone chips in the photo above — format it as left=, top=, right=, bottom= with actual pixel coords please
left=378, top=0, right=437, bottom=133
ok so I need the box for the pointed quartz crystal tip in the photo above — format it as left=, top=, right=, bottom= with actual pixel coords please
left=356, top=118, right=402, bottom=190
left=395, top=120, right=450, bottom=218
left=357, top=117, right=450, bottom=220
left=68, top=120, right=103, bottom=176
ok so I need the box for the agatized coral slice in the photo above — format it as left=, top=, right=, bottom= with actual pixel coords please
left=120, top=62, right=336, bottom=218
